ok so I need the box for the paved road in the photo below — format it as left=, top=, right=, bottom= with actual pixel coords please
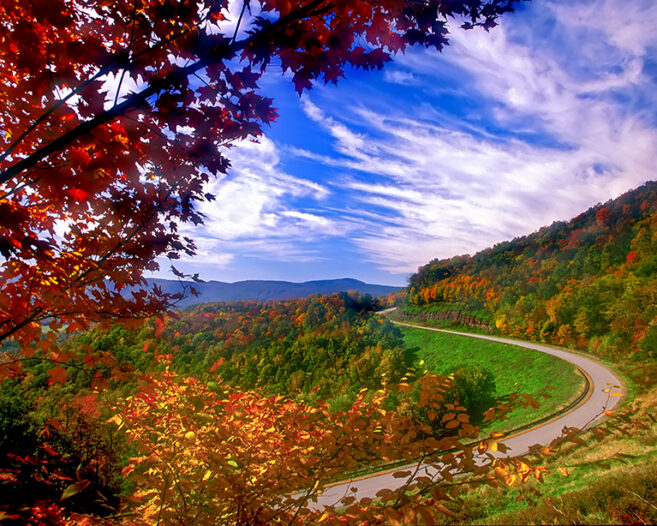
left=313, top=321, right=625, bottom=508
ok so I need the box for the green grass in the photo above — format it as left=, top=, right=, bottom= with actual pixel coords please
left=400, top=326, right=586, bottom=434
left=424, top=381, right=657, bottom=525
left=334, top=325, right=586, bottom=481
left=386, top=309, right=494, bottom=335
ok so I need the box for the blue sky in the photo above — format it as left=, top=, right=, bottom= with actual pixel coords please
left=152, top=0, right=657, bottom=287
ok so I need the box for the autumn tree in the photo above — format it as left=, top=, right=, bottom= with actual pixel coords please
left=0, top=0, right=522, bottom=363
left=111, top=369, right=550, bottom=525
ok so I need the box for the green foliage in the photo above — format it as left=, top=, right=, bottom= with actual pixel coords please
left=638, top=325, right=657, bottom=357
left=406, top=181, right=657, bottom=356
left=451, top=366, right=496, bottom=423
left=0, top=380, right=33, bottom=455
left=55, top=292, right=408, bottom=409
left=0, top=379, right=122, bottom=520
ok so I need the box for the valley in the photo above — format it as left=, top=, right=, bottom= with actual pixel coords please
left=3, top=180, right=657, bottom=523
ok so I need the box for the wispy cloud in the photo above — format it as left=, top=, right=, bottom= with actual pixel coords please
left=157, top=0, right=657, bottom=284
left=191, top=136, right=344, bottom=264
left=383, top=69, right=418, bottom=85
left=291, top=0, right=657, bottom=273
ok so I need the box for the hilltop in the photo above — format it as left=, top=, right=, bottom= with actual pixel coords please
left=403, top=180, right=657, bottom=357
left=148, top=277, right=401, bottom=307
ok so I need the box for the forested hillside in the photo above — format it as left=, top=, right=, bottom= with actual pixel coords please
left=72, top=292, right=409, bottom=408
left=405, top=181, right=657, bottom=357
left=1, top=292, right=513, bottom=523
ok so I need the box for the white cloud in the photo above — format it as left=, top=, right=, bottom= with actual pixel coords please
left=293, top=0, right=657, bottom=273
left=176, top=235, right=235, bottom=267
left=221, top=238, right=324, bottom=263
left=192, top=136, right=343, bottom=262
left=383, top=69, right=417, bottom=85
left=553, top=0, right=657, bottom=57
left=300, top=98, right=371, bottom=160
left=280, top=210, right=339, bottom=232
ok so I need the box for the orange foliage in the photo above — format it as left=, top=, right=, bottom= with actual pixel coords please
left=407, top=182, right=657, bottom=355
left=0, top=0, right=520, bottom=370
left=110, top=371, right=551, bottom=524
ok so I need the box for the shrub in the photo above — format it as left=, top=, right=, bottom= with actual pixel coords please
left=452, top=366, right=497, bottom=423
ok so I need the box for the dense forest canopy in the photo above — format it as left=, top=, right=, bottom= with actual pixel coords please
left=405, top=180, right=657, bottom=357
left=68, top=293, right=408, bottom=404
left=1, top=292, right=513, bottom=523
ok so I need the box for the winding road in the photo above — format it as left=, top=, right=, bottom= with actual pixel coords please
left=313, top=318, right=625, bottom=508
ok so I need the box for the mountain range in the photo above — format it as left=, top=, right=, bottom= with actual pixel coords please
left=147, top=277, right=401, bottom=307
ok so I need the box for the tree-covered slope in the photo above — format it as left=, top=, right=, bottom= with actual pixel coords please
left=405, top=181, right=657, bottom=357
left=1, top=292, right=508, bottom=521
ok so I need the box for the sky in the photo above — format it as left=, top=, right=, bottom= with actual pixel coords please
left=151, top=0, right=657, bottom=287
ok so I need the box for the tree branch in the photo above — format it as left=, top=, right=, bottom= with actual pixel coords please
left=232, top=0, right=250, bottom=44
left=0, top=307, right=43, bottom=343
left=0, top=65, right=116, bottom=165
left=113, top=0, right=139, bottom=107
left=0, top=0, right=329, bottom=187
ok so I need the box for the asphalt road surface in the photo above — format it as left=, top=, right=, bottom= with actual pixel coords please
left=312, top=321, right=625, bottom=508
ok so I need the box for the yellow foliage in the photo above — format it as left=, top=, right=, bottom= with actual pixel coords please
left=113, top=371, right=552, bottom=524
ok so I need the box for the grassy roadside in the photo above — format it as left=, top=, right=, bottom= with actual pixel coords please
left=333, top=323, right=588, bottom=483
left=393, top=349, right=654, bottom=525
left=423, top=380, right=657, bottom=525
left=387, top=308, right=637, bottom=416
left=370, top=313, right=652, bottom=524
left=399, top=326, right=586, bottom=434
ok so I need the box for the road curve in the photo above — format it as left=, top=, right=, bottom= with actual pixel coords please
left=313, top=320, right=625, bottom=508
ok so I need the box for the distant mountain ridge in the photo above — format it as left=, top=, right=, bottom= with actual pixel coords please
left=147, top=277, right=401, bottom=307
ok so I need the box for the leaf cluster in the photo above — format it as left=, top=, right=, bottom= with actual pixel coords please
left=0, top=0, right=523, bottom=361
